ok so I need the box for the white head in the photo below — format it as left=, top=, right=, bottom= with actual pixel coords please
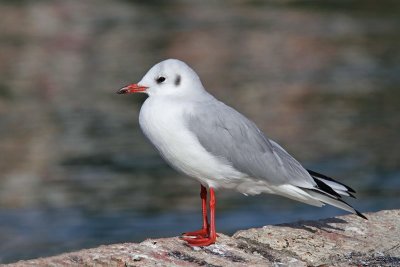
left=117, top=59, right=205, bottom=97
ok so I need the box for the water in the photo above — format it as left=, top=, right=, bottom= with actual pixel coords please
left=0, top=0, right=399, bottom=263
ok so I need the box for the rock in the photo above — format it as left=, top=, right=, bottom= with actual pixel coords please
left=6, top=209, right=400, bottom=267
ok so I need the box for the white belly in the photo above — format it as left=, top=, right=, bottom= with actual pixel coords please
left=138, top=97, right=247, bottom=188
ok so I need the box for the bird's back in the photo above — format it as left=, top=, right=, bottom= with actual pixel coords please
left=185, top=99, right=317, bottom=189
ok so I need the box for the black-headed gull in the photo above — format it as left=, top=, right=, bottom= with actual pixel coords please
left=117, top=59, right=366, bottom=246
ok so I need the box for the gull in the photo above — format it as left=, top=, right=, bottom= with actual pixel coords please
left=117, top=59, right=366, bottom=246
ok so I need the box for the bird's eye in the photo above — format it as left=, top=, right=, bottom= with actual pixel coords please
left=156, top=76, right=166, bottom=84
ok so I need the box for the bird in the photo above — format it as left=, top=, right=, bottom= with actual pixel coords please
left=117, top=59, right=366, bottom=246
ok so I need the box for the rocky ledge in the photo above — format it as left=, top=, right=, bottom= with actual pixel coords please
left=7, top=210, right=400, bottom=267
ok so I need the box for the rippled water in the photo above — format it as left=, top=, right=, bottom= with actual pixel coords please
left=0, top=0, right=399, bottom=263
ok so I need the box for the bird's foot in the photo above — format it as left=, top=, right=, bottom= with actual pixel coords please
left=182, top=228, right=209, bottom=238
left=181, top=235, right=216, bottom=246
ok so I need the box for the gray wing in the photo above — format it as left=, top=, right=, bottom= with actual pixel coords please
left=186, top=100, right=316, bottom=188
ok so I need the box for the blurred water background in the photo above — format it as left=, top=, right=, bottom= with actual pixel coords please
left=0, top=0, right=399, bottom=263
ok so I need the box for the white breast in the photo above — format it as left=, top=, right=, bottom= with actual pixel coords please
left=139, top=96, right=247, bottom=188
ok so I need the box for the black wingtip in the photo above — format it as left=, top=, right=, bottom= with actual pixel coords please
left=307, top=169, right=356, bottom=193
left=313, top=177, right=341, bottom=198
left=356, top=210, right=368, bottom=220
left=348, top=192, right=356, bottom=199
left=334, top=198, right=366, bottom=220
left=345, top=185, right=356, bottom=194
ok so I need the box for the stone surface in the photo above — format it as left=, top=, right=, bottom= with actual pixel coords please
left=6, top=209, right=400, bottom=267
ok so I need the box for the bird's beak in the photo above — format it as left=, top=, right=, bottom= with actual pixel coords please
left=117, top=84, right=148, bottom=94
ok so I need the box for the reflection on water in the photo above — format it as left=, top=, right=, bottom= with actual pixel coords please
left=0, top=0, right=399, bottom=263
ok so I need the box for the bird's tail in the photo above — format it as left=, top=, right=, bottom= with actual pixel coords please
left=304, top=169, right=367, bottom=220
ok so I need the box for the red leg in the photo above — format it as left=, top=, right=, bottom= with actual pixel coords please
left=182, top=188, right=217, bottom=246
left=182, top=185, right=209, bottom=238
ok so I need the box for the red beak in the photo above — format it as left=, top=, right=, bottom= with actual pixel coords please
left=117, top=84, right=148, bottom=94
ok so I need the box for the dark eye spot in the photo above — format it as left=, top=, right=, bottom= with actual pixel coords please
left=174, top=75, right=181, bottom=86
left=156, top=76, right=166, bottom=84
